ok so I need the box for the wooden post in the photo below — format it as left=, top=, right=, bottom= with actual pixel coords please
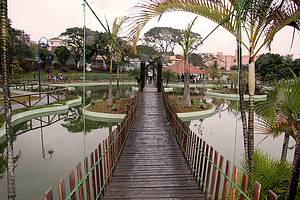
left=94, top=149, right=101, bottom=195
left=157, top=58, right=162, bottom=92
left=253, top=181, right=261, bottom=200
left=58, top=179, right=66, bottom=200
left=215, top=155, right=224, bottom=200
left=90, top=152, right=96, bottom=200
left=231, top=166, right=238, bottom=200
left=44, top=188, right=53, bottom=200
left=268, top=190, right=278, bottom=200
left=69, top=169, right=77, bottom=200
left=99, top=144, right=104, bottom=196
left=222, top=160, right=231, bottom=200
left=210, top=151, right=218, bottom=198
left=85, top=157, right=91, bottom=200
left=140, top=58, right=146, bottom=92
left=76, top=163, right=84, bottom=200
left=205, top=146, right=214, bottom=198
left=239, top=174, right=249, bottom=200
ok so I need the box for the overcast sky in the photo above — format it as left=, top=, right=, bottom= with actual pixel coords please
left=8, top=0, right=300, bottom=58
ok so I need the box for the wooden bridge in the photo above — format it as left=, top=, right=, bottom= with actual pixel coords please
left=44, top=83, right=278, bottom=200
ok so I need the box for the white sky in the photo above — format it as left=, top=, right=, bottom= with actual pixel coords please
left=8, top=0, right=300, bottom=58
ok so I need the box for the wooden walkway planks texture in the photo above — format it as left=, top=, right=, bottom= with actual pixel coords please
left=103, top=85, right=205, bottom=199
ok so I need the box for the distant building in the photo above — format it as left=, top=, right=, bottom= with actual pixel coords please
left=205, top=51, right=255, bottom=70
left=48, top=37, right=64, bottom=52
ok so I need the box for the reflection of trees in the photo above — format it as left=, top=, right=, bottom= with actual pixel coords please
left=0, top=138, right=20, bottom=180
left=193, top=119, right=204, bottom=136
left=61, top=115, right=116, bottom=133
left=212, top=98, right=241, bottom=118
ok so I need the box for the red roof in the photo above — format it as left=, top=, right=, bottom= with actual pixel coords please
left=168, top=61, right=208, bottom=74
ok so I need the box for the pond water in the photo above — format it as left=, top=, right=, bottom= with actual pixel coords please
left=188, top=98, right=295, bottom=166
left=0, top=112, right=117, bottom=200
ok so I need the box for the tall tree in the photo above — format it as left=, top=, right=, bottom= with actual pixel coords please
left=178, top=17, right=200, bottom=107
left=0, top=0, right=16, bottom=199
left=128, top=0, right=300, bottom=171
left=60, top=27, right=96, bottom=67
left=144, top=27, right=182, bottom=53
left=106, top=16, right=129, bottom=106
left=54, top=46, right=70, bottom=65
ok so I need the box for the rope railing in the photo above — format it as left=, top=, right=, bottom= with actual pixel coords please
left=43, top=93, right=139, bottom=200
left=161, top=90, right=279, bottom=200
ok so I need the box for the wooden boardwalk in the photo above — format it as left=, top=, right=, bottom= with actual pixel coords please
left=103, top=85, right=205, bottom=199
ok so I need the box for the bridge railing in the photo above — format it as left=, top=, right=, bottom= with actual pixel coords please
left=43, top=94, right=139, bottom=200
left=162, top=90, right=278, bottom=200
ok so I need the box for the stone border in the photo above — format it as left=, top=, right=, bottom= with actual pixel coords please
left=177, top=105, right=216, bottom=122
left=0, top=97, right=82, bottom=139
left=206, top=91, right=267, bottom=101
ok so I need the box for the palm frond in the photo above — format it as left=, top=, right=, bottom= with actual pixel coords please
left=127, top=0, right=237, bottom=45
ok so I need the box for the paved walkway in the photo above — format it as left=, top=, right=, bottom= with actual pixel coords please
left=103, top=84, right=204, bottom=199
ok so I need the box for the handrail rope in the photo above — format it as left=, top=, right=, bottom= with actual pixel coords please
left=64, top=94, right=139, bottom=199
left=161, top=90, right=251, bottom=199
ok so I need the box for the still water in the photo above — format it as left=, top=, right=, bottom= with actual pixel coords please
left=189, top=98, right=295, bottom=166
left=0, top=113, right=117, bottom=200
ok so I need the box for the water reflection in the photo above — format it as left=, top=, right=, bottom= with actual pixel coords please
left=190, top=98, right=295, bottom=165
left=0, top=109, right=116, bottom=199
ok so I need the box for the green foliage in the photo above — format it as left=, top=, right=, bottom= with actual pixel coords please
left=54, top=46, right=70, bottom=65
left=144, top=27, right=182, bottom=53
left=208, top=61, right=219, bottom=81
left=241, top=150, right=299, bottom=200
left=10, top=57, right=24, bottom=79
left=111, top=105, right=117, bottom=111
left=163, top=70, right=177, bottom=86
left=189, top=53, right=205, bottom=67
left=136, top=45, right=158, bottom=59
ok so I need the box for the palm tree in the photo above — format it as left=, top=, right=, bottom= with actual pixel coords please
left=0, top=0, right=16, bottom=199
left=255, top=75, right=300, bottom=200
left=178, top=17, right=199, bottom=107
left=106, top=16, right=129, bottom=106
left=128, top=0, right=300, bottom=168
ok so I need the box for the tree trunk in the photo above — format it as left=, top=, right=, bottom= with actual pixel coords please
left=107, top=58, right=113, bottom=106
left=286, top=131, right=300, bottom=200
left=247, top=59, right=256, bottom=169
left=281, top=132, right=290, bottom=162
left=1, top=0, right=16, bottom=198
left=116, top=65, right=119, bottom=98
left=239, top=67, right=248, bottom=157
left=183, top=59, right=191, bottom=107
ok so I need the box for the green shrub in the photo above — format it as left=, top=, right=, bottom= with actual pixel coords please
left=111, top=105, right=117, bottom=111
left=241, top=150, right=300, bottom=200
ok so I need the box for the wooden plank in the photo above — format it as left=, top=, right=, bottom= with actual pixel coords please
left=90, top=152, right=96, bottom=200
left=210, top=150, right=218, bottom=198
left=76, top=163, right=84, bottom=200
left=193, top=136, right=200, bottom=176
left=58, top=178, right=66, bottom=200
left=85, top=157, right=91, bottom=200
left=222, top=160, right=231, bottom=200
left=198, top=140, right=206, bottom=186
left=94, top=148, right=101, bottom=195
left=98, top=144, right=104, bottom=196
left=103, top=140, right=107, bottom=185
left=44, top=188, right=53, bottom=200
left=205, top=146, right=214, bottom=198
left=195, top=138, right=202, bottom=179
left=239, top=174, right=249, bottom=200
left=253, top=181, right=261, bottom=200
left=215, top=155, right=224, bottom=200
left=268, top=190, right=278, bottom=200
left=69, top=169, right=77, bottom=200
left=231, top=166, right=238, bottom=200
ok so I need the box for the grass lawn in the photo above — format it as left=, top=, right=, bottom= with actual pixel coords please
left=87, top=97, right=135, bottom=114
left=167, top=95, right=212, bottom=113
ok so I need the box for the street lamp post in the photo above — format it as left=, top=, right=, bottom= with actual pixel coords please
left=37, top=37, right=49, bottom=97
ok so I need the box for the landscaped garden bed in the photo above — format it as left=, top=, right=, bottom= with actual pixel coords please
left=167, top=95, right=212, bottom=113
left=87, top=97, right=135, bottom=114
